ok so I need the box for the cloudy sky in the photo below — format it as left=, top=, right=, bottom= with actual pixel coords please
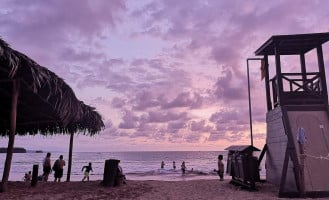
left=1, top=0, right=329, bottom=152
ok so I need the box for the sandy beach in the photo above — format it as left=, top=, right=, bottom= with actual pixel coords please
left=0, top=179, right=323, bottom=200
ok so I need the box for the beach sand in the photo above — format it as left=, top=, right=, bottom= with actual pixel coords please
left=0, top=179, right=322, bottom=200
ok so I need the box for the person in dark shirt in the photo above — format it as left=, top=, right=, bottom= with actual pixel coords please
left=81, top=162, right=93, bottom=181
left=217, top=154, right=224, bottom=181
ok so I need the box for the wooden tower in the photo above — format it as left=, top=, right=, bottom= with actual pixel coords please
left=255, top=32, right=329, bottom=197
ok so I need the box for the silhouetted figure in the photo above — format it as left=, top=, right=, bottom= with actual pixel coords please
left=217, top=154, right=224, bottom=181
left=42, top=152, right=51, bottom=181
left=82, top=162, right=93, bottom=181
left=181, top=161, right=186, bottom=174
left=53, top=155, right=66, bottom=182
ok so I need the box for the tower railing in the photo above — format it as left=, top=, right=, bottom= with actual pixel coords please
left=270, top=72, right=323, bottom=107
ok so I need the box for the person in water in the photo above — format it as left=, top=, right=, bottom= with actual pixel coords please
left=161, top=161, right=165, bottom=169
left=181, top=161, right=186, bottom=174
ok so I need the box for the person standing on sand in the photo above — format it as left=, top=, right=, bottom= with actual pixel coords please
left=217, top=154, right=224, bottom=181
left=173, top=161, right=176, bottom=170
left=181, top=161, right=186, bottom=174
left=81, top=162, right=93, bottom=181
left=42, top=152, right=51, bottom=181
left=161, top=161, right=165, bottom=169
left=53, top=155, right=66, bottom=182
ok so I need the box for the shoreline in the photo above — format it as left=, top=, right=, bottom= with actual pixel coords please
left=0, top=179, right=317, bottom=200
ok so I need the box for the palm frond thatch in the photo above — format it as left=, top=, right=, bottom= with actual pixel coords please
left=0, top=38, right=104, bottom=136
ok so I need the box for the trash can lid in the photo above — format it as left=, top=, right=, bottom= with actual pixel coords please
left=224, top=145, right=260, bottom=152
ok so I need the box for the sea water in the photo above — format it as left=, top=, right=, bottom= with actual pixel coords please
left=0, top=151, right=266, bottom=181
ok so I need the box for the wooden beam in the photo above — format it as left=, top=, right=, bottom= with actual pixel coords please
left=282, top=106, right=302, bottom=195
left=274, top=43, right=283, bottom=106
left=264, top=55, right=272, bottom=110
left=317, top=45, right=328, bottom=105
left=258, top=144, right=267, bottom=167
left=300, top=53, right=307, bottom=85
left=279, top=146, right=290, bottom=196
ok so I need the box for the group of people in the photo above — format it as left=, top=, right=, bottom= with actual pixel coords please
left=25, top=153, right=225, bottom=182
left=159, top=161, right=190, bottom=175
left=42, top=153, right=66, bottom=182
left=160, top=154, right=224, bottom=181
left=24, top=152, right=93, bottom=183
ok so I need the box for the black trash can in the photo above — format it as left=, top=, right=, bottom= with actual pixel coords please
left=103, top=159, right=120, bottom=187
left=225, top=145, right=260, bottom=189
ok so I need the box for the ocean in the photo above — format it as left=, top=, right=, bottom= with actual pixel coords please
left=0, top=151, right=266, bottom=181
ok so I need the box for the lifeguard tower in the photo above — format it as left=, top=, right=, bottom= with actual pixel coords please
left=255, top=32, right=329, bottom=197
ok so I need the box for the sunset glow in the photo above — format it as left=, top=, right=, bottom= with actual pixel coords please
left=1, top=0, right=329, bottom=152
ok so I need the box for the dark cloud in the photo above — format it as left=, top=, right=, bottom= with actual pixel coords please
left=162, top=91, right=203, bottom=109
left=111, top=97, right=126, bottom=109
left=189, top=120, right=212, bottom=132
left=0, top=0, right=126, bottom=47
left=213, top=67, right=247, bottom=102
left=132, top=90, right=160, bottom=110
left=147, top=111, right=189, bottom=123
left=167, top=121, right=187, bottom=133
left=118, top=110, right=139, bottom=129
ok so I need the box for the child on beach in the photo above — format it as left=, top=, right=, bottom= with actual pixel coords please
left=115, top=164, right=126, bottom=186
left=173, top=161, right=176, bottom=169
left=24, top=171, right=32, bottom=182
left=217, top=154, right=224, bottom=181
left=161, top=161, right=165, bottom=169
left=81, top=162, right=93, bottom=181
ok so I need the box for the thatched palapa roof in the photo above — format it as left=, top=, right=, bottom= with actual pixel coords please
left=0, top=38, right=104, bottom=136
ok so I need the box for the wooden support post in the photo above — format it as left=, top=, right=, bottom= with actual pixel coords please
left=274, top=45, right=283, bottom=105
left=299, top=143, right=305, bottom=197
left=264, top=55, right=272, bottom=111
left=300, top=53, right=307, bottom=86
left=0, top=80, right=19, bottom=193
left=31, top=164, right=38, bottom=187
left=279, top=148, right=290, bottom=196
left=66, top=131, right=74, bottom=182
left=317, top=46, right=328, bottom=104
left=258, top=144, right=267, bottom=167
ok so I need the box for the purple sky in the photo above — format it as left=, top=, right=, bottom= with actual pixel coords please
left=1, top=0, right=329, bottom=152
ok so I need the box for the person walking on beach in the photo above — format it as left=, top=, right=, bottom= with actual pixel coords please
left=42, top=152, right=51, bottom=181
left=161, top=161, right=165, bottom=169
left=217, top=154, right=224, bottom=181
left=173, top=161, right=176, bottom=170
left=81, top=162, right=93, bottom=181
left=53, top=155, right=66, bottom=182
left=181, top=161, right=186, bottom=174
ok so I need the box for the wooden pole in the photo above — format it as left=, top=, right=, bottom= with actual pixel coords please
left=264, top=55, right=272, bottom=111
left=66, top=131, right=74, bottom=182
left=299, top=143, right=305, bottom=197
left=317, top=46, right=328, bottom=105
left=0, top=80, right=19, bottom=192
left=31, top=164, right=38, bottom=187
left=274, top=44, right=283, bottom=105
